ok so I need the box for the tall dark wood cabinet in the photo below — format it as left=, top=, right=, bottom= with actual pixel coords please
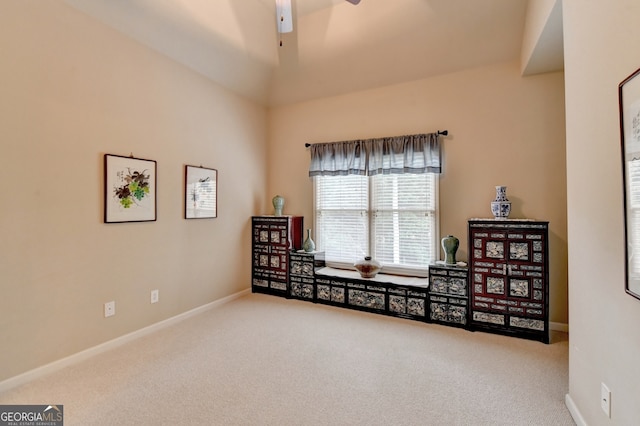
left=251, top=216, right=303, bottom=296
left=468, top=219, right=549, bottom=343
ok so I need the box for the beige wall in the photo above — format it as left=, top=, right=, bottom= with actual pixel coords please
left=0, top=1, right=266, bottom=381
left=268, top=61, right=568, bottom=325
left=564, top=0, right=640, bottom=423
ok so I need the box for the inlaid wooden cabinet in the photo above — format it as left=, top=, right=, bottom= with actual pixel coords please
left=289, top=251, right=325, bottom=301
left=468, top=219, right=549, bottom=343
left=314, top=269, right=429, bottom=321
left=428, top=264, right=469, bottom=328
left=251, top=216, right=303, bottom=296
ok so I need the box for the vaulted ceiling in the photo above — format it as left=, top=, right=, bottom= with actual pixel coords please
left=63, top=0, right=563, bottom=106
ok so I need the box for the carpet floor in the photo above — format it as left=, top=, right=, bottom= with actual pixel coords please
left=0, top=293, right=574, bottom=425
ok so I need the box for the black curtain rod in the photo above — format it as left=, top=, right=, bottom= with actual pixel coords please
left=304, top=130, right=448, bottom=148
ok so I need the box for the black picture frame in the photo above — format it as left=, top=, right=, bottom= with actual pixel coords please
left=619, top=67, right=640, bottom=301
left=185, top=165, right=217, bottom=219
left=104, top=154, right=157, bottom=223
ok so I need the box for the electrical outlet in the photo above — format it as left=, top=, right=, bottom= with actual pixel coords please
left=151, top=289, right=159, bottom=304
left=104, top=301, right=115, bottom=318
left=601, top=382, right=611, bottom=418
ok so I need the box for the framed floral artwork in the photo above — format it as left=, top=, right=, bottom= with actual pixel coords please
left=104, top=154, right=157, bottom=223
left=185, top=165, right=217, bottom=219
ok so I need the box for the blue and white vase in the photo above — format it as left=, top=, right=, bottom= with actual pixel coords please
left=490, top=186, right=511, bottom=219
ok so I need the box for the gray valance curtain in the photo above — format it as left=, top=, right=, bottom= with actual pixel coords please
left=308, top=133, right=441, bottom=177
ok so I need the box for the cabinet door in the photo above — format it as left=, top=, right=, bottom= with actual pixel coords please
left=471, top=230, right=509, bottom=309
left=503, top=229, right=547, bottom=331
left=252, top=221, right=271, bottom=281
left=252, top=218, right=290, bottom=289
left=268, top=221, right=290, bottom=290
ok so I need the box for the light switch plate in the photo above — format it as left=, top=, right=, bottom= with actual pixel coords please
left=104, top=301, right=115, bottom=317
left=601, top=382, right=611, bottom=418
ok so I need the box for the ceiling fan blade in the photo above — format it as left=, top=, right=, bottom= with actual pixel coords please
left=345, top=0, right=361, bottom=4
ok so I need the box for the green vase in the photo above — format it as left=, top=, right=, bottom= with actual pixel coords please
left=441, top=235, right=459, bottom=265
left=302, top=229, right=316, bottom=252
left=272, top=195, right=284, bottom=216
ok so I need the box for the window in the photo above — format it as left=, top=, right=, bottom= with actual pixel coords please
left=314, top=173, right=438, bottom=276
left=308, top=132, right=442, bottom=276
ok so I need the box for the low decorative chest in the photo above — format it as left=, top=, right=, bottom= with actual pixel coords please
left=428, top=263, right=469, bottom=328
left=289, top=251, right=325, bottom=301
left=314, top=268, right=429, bottom=322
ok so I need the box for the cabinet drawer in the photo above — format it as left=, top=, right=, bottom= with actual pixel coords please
left=348, top=289, right=385, bottom=311
left=290, top=281, right=314, bottom=300
left=317, top=284, right=345, bottom=304
left=389, top=295, right=426, bottom=317
left=271, top=281, right=287, bottom=291
left=430, top=302, right=467, bottom=325
left=252, top=278, right=268, bottom=288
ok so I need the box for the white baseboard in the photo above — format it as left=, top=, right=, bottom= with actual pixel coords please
left=0, top=289, right=250, bottom=393
left=550, top=321, right=569, bottom=333
left=565, top=394, right=587, bottom=426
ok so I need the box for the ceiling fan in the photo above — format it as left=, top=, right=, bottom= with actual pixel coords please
left=276, top=0, right=361, bottom=44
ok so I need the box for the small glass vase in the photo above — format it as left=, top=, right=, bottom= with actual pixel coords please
left=302, top=229, right=316, bottom=252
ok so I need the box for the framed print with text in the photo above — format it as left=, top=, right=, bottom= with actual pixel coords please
left=185, top=165, right=217, bottom=219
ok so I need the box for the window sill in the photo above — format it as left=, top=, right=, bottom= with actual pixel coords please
left=316, top=266, right=429, bottom=288
left=325, top=261, right=429, bottom=279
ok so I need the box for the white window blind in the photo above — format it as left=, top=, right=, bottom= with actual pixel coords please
left=315, top=175, right=369, bottom=263
left=371, top=174, right=436, bottom=270
left=314, top=173, right=437, bottom=275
